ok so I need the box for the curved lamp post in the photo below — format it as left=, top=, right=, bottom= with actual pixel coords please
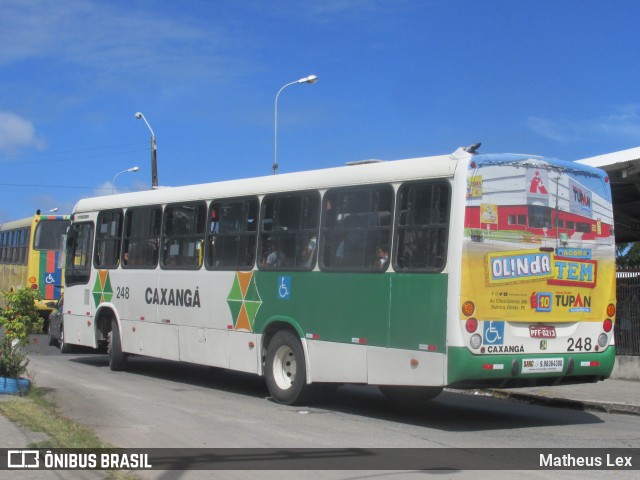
left=112, top=166, right=140, bottom=194
left=273, top=74, right=318, bottom=175
left=135, top=112, right=158, bottom=188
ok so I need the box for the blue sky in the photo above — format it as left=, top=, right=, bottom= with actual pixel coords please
left=1, top=0, right=639, bottom=222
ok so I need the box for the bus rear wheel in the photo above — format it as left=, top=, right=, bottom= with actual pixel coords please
left=265, top=330, right=314, bottom=405
left=108, top=320, right=128, bottom=371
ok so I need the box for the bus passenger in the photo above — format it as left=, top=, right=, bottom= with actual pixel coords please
left=375, top=245, right=389, bottom=269
left=262, top=239, right=284, bottom=267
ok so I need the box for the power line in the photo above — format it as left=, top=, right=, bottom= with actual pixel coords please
left=0, top=183, right=140, bottom=191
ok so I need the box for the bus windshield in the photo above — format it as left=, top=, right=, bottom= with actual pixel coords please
left=33, top=220, right=70, bottom=250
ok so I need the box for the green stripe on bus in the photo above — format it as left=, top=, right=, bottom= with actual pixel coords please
left=446, top=346, right=616, bottom=384
left=253, top=272, right=448, bottom=351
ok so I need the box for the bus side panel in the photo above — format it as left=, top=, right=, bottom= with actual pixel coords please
left=65, top=313, right=98, bottom=348
left=122, top=320, right=180, bottom=361
left=179, top=326, right=230, bottom=368
left=228, top=331, right=260, bottom=374
left=254, top=272, right=391, bottom=347
left=306, top=341, right=368, bottom=383
left=367, top=348, right=445, bottom=386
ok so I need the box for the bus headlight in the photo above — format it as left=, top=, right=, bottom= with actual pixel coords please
left=470, top=334, right=482, bottom=350
left=598, top=333, right=608, bottom=349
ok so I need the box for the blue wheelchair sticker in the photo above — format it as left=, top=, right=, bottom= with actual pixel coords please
left=483, top=321, right=504, bottom=345
left=278, top=276, right=291, bottom=300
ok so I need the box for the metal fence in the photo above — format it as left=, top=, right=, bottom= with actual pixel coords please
left=616, top=270, right=640, bottom=356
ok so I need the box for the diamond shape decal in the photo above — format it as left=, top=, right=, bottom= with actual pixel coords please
left=92, top=270, right=113, bottom=307
left=227, top=272, right=262, bottom=332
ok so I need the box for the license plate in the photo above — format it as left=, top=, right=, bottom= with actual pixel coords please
left=521, top=358, right=564, bottom=374
left=529, top=325, right=557, bottom=338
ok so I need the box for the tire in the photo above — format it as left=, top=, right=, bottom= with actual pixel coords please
left=59, top=326, right=74, bottom=354
left=108, top=319, right=128, bottom=371
left=379, top=386, right=443, bottom=406
left=265, top=330, right=314, bottom=405
left=48, top=323, right=57, bottom=347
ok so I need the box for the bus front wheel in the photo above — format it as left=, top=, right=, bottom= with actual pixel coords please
left=265, top=330, right=313, bottom=405
left=108, top=320, right=128, bottom=371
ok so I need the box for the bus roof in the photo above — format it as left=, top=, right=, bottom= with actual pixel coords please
left=72, top=148, right=606, bottom=214
left=73, top=150, right=465, bottom=213
left=0, top=214, right=70, bottom=232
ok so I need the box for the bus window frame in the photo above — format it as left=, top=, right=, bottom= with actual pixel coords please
left=65, top=221, right=95, bottom=287
left=161, top=201, right=207, bottom=271
left=121, top=205, right=162, bottom=270
left=392, top=179, right=451, bottom=273
left=258, top=190, right=320, bottom=272
left=205, top=196, right=259, bottom=271
left=94, top=209, right=124, bottom=270
left=319, top=184, right=394, bottom=273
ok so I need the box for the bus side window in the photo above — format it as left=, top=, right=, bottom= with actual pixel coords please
left=122, top=207, right=161, bottom=269
left=206, top=198, right=258, bottom=271
left=161, top=202, right=206, bottom=270
left=394, top=181, right=450, bottom=272
left=65, top=222, right=94, bottom=286
left=320, top=185, right=393, bottom=271
left=258, top=192, right=320, bottom=271
left=94, top=210, right=123, bottom=269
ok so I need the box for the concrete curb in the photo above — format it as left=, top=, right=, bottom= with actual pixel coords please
left=487, top=389, right=640, bottom=416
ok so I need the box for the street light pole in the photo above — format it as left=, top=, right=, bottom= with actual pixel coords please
left=273, top=74, right=318, bottom=175
left=135, top=112, right=158, bottom=188
left=112, top=166, right=141, bottom=194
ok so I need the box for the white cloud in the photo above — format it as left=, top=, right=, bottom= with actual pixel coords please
left=0, top=111, right=46, bottom=154
left=0, top=1, right=244, bottom=87
left=528, top=105, right=640, bottom=143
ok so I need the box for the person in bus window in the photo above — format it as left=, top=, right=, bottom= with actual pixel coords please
left=262, top=239, right=284, bottom=267
left=375, top=245, right=389, bottom=269
left=301, top=235, right=317, bottom=268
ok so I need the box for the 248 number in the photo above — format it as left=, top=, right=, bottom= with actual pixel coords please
left=567, top=337, right=592, bottom=352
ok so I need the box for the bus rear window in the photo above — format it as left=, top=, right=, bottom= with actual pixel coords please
left=33, top=220, right=70, bottom=250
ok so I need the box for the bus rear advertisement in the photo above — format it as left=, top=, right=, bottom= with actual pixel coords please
left=62, top=146, right=616, bottom=405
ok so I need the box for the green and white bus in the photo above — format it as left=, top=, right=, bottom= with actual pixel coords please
left=63, top=146, right=617, bottom=405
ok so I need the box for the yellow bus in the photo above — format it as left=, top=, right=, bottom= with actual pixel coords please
left=0, top=212, right=70, bottom=320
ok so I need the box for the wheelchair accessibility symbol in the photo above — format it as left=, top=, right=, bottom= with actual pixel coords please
left=483, top=321, right=504, bottom=345
left=45, top=273, right=55, bottom=284
left=278, top=276, right=291, bottom=300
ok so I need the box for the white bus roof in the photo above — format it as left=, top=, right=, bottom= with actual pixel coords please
left=73, top=151, right=465, bottom=213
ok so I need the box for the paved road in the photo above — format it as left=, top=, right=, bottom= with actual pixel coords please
left=6, top=336, right=640, bottom=479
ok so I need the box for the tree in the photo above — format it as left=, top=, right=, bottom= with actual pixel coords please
left=617, top=242, right=640, bottom=269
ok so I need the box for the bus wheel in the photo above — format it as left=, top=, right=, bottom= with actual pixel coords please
left=265, top=330, right=313, bottom=405
left=108, top=320, right=128, bottom=371
left=379, top=386, right=443, bottom=405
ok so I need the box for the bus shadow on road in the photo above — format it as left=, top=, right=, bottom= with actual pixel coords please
left=67, top=354, right=604, bottom=433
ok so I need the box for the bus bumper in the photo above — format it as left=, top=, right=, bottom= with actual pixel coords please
left=446, top=346, right=616, bottom=389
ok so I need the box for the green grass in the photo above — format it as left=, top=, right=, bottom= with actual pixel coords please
left=0, top=386, right=140, bottom=479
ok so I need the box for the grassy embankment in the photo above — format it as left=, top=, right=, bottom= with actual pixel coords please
left=0, top=386, right=139, bottom=480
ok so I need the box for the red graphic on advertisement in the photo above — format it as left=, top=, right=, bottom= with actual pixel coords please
left=529, top=170, right=548, bottom=194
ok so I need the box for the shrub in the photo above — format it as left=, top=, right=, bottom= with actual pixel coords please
left=0, top=288, right=43, bottom=378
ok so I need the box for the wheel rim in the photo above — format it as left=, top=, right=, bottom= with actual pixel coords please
left=272, top=345, right=297, bottom=390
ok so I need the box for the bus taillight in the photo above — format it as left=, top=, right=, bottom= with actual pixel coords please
left=465, top=318, right=478, bottom=333
left=603, top=318, right=613, bottom=333
left=30, top=283, right=38, bottom=290
left=606, top=303, right=616, bottom=317
left=462, top=301, right=475, bottom=317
